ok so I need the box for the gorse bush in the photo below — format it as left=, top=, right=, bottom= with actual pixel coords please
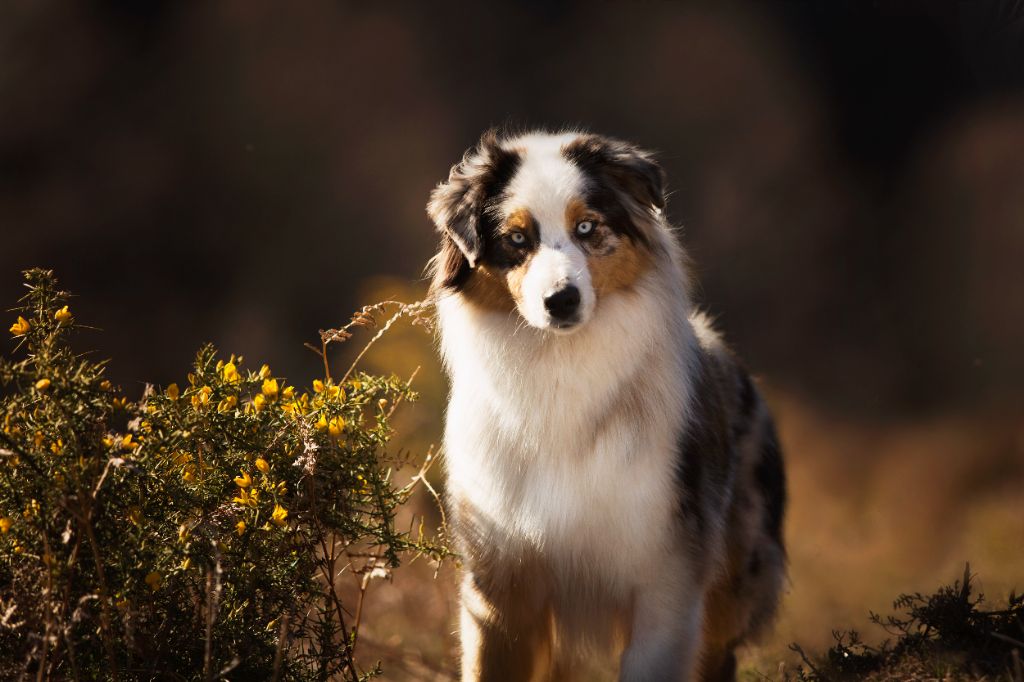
left=0, top=269, right=446, bottom=680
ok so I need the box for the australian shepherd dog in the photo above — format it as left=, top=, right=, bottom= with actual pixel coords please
left=426, top=129, right=787, bottom=681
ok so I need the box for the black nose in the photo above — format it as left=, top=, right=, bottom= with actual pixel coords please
left=543, top=285, right=581, bottom=321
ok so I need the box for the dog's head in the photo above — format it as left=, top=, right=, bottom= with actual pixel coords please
left=427, top=129, right=665, bottom=333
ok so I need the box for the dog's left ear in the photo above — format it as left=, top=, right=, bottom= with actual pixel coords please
left=565, top=135, right=666, bottom=212
left=427, top=130, right=520, bottom=270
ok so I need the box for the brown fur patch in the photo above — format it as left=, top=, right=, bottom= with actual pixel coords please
left=589, top=237, right=650, bottom=295
left=455, top=208, right=539, bottom=314
left=460, top=266, right=516, bottom=313
left=564, top=196, right=652, bottom=296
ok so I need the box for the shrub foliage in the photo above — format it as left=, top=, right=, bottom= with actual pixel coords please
left=0, top=269, right=444, bottom=680
left=791, top=564, right=1024, bottom=681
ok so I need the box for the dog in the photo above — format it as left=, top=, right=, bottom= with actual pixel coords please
left=426, top=129, right=786, bottom=681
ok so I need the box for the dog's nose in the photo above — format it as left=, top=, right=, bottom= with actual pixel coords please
left=543, top=285, right=581, bottom=321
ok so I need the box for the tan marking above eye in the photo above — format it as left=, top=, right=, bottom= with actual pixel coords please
left=505, top=208, right=537, bottom=237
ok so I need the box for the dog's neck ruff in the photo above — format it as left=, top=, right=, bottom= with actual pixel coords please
left=437, top=242, right=696, bottom=458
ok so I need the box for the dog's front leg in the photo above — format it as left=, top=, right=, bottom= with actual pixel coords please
left=619, top=579, right=705, bottom=682
left=459, top=571, right=550, bottom=682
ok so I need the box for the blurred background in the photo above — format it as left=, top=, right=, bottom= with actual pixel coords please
left=3, top=1, right=1024, bottom=677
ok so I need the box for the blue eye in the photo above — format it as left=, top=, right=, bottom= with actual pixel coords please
left=576, top=220, right=595, bottom=236
left=509, top=232, right=527, bottom=245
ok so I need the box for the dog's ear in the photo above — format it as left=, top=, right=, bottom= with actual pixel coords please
left=564, top=135, right=665, bottom=211
left=427, top=130, right=520, bottom=273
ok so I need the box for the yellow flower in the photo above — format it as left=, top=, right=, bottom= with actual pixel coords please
left=218, top=395, right=238, bottom=412
left=23, top=499, right=39, bottom=519
left=12, top=542, right=23, bottom=554
left=232, top=488, right=250, bottom=506
left=235, top=520, right=246, bottom=536
left=99, top=379, right=112, bottom=391
left=9, top=316, right=30, bottom=336
left=234, top=470, right=252, bottom=488
left=50, top=439, right=64, bottom=455
left=191, top=385, right=212, bottom=408
left=145, top=571, right=162, bottom=591
left=328, top=416, right=345, bottom=439
left=182, top=467, right=196, bottom=483
left=222, top=362, right=241, bottom=383
left=112, top=396, right=128, bottom=410
left=102, top=436, right=114, bottom=448
left=259, top=364, right=271, bottom=380
left=54, top=306, right=73, bottom=324
left=262, top=378, right=279, bottom=399
left=270, top=503, right=288, bottom=527
left=252, top=394, right=266, bottom=412
left=166, top=383, right=180, bottom=400
left=35, top=378, right=51, bottom=391
left=378, top=398, right=389, bottom=410
left=315, top=414, right=328, bottom=431
left=0, top=517, right=12, bottom=533
left=281, top=385, right=295, bottom=401
left=255, top=457, right=270, bottom=474
left=181, top=557, right=191, bottom=571
left=312, top=379, right=325, bottom=394
left=121, top=434, right=137, bottom=450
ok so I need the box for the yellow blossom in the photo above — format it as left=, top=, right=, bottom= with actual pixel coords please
left=255, top=457, right=269, bottom=474
left=112, top=396, right=128, bottom=410
left=218, top=395, right=238, bottom=412
left=236, top=520, right=246, bottom=536
left=222, top=362, right=241, bottom=383
left=262, top=378, right=279, bottom=399
left=12, top=542, right=23, bottom=554
left=281, top=385, right=295, bottom=401
left=102, top=436, right=114, bottom=448
left=350, top=380, right=361, bottom=392
left=33, top=431, right=44, bottom=447
left=121, top=434, right=137, bottom=450
left=259, top=364, right=271, bottom=380
left=50, top=439, right=63, bottom=455
left=328, top=384, right=344, bottom=401
left=315, top=414, right=328, bottom=431
left=9, top=316, right=30, bottom=336
left=270, top=503, right=288, bottom=527
left=181, top=557, right=191, bottom=571
left=0, top=517, right=12, bottom=533
left=328, top=416, right=345, bottom=439
left=54, top=306, right=73, bottom=324
left=312, top=379, right=325, bottom=394
left=145, top=571, right=162, bottom=591
left=23, top=499, right=39, bottom=519
left=166, top=383, right=180, bottom=400
left=252, top=394, right=266, bottom=412
left=99, top=379, right=112, bottom=391
left=35, top=378, right=51, bottom=391
left=191, top=385, right=212, bottom=408
left=182, top=467, right=196, bottom=483
left=234, top=470, right=252, bottom=488
left=232, top=489, right=249, bottom=506
left=378, top=398, right=388, bottom=410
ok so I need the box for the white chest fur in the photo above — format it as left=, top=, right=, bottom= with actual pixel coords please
left=438, top=272, right=697, bottom=594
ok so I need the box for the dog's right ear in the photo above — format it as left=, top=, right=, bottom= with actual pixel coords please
left=427, top=130, right=520, bottom=274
